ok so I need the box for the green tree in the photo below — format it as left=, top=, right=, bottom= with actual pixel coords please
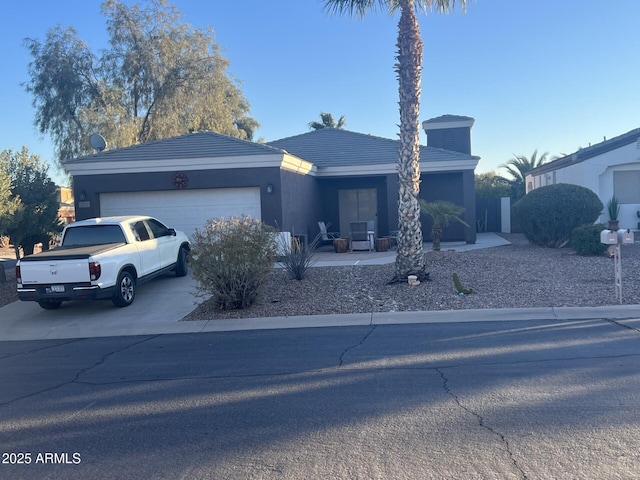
left=0, top=148, right=62, bottom=258
left=0, top=168, right=23, bottom=238
left=475, top=171, right=511, bottom=199
left=419, top=199, right=469, bottom=251
left=308, top=112, right=347, bottom=130
left=323, top=0, right=467, bottom=281
left=24, top=0, right=259, bottom=167
left=500, top=149, right=551, bottom=200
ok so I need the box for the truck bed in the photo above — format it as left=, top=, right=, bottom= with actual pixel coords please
left=19, top=243, right=126, bottom=262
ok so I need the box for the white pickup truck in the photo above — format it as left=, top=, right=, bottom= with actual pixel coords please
left=16, top=216, right=190, bottom=310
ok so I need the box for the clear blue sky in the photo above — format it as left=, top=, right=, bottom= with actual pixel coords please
left=2, top=1, right=639, bottom=186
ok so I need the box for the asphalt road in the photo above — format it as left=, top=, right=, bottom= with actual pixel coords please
left=1, top=319, right=640, bottom=479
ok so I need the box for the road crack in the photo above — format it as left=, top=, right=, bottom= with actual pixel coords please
left=605, top=318, right=640, bottom=334
left=436, top=367, right=529, bottom=480
left=0, top=335, right=159, bottom=406
left=339, top=325, right=377, bottom=367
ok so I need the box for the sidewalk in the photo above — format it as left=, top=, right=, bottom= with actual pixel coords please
left=3, top=232, right=640, bottom=341
left=4, top=305, right=640, bottom=341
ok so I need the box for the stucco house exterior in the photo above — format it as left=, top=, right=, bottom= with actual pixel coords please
left=64, top=114, right=479, bottom=244
left=525, top=128, right=640, bottom=228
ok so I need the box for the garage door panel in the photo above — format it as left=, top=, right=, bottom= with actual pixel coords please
left=100, top=188, right=261, bottom=238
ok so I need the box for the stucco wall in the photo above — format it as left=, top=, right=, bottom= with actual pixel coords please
left=279, top=169, right=320, bottom=242
left=72, top=166, right=284, bottom=227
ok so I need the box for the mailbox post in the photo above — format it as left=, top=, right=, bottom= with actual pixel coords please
left=600, top=228, right=634, bottom=303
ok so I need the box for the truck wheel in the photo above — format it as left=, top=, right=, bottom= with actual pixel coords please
left=175, top=247, right=188, bottom=277
left=112, top=271, right=135, bottom=307
left=38, top=300, right=63, bottom=310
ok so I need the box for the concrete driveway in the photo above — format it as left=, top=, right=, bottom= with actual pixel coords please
left=0, top=273, right=206, bottom=341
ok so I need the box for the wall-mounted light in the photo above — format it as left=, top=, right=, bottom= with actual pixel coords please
left=266, top=184, right=273, bottom=194
left=78, top=190, right=87, bottom=201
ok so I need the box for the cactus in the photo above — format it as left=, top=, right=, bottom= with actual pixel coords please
left=453, top=272, right=473, bottom=295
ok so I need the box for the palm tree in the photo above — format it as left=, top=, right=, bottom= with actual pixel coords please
left=500, top=149, right=550, bottom=200
left=419, top=200, right=469, bottom=251
left=308, top=112, right=347, bottom=130
left=323, top=0, right=466, bottom=281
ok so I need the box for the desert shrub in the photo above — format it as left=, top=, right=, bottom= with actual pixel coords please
left=189, top=216, right=277, bottom=310
left=512, top=184, right=603, bottom=248
left=279, top=234, right=319, bottom=280
left=571, top=223, right=608, bottom=256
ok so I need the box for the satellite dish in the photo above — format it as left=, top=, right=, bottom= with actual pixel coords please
left=89, top=134, right=107, bottom=153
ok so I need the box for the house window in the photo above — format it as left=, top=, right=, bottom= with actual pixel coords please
left=613, top=171, right=640, bottom=203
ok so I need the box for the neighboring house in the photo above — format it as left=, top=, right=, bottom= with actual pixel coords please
left=56, top=186, right=75, bottom=224
left=525, top=128, right=640, bottom=229
left=64, top=115, right=479, bottom=244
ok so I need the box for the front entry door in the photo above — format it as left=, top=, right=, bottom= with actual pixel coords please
left=338, top=188, right=377, bottom=237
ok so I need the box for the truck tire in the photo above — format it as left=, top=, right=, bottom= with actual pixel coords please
left=112, top=271, right=135, bottom=307
left=175, top=247, right=188, bottom=277
left=38, top=300, right=63, bottom=310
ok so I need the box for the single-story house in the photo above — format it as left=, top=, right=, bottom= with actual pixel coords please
left=64, top=114, right=480, bottom=244
left=525, top=128, right=640, bottom=229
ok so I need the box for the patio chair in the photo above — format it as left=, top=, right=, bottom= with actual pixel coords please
left=349, top=221, right=372, bottom=251
left=318, top=221, right=340, bottom=245
left=388, top=230, right=398, bottom=249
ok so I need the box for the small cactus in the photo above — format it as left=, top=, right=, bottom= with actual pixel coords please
left=453, top=272, right=473, bottom=295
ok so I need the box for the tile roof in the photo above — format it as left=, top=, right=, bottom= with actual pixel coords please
left=267, top=128, right=478, bottom=167
left=64, top=131, right=285, bottom=164
left=529, top=128, right=640, bottom=176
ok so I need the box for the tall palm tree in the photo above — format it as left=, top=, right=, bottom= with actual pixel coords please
left=308, top=112, right=347, bottom=130
left=500, top=149, right=550, bottom=199
left=323, top=0, right=466, bottom=281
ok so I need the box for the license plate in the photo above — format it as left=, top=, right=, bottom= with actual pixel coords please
left=46, top=285, right=65, bottom=293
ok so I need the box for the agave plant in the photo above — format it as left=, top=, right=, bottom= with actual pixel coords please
left=419, top=200, right=469, bottom=251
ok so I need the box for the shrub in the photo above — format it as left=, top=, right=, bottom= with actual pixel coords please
left=571, top=223, right=608, bottom=256
left=512, top=184, right=603, bottom=248
left=189, top=216, right=277, bottom=310
left=279, top=234, right=319, bottom=280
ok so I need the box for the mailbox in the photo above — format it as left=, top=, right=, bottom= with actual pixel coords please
left=618, top=229, right=634, bottom=244
left=601, top=229, right=618, bottom=244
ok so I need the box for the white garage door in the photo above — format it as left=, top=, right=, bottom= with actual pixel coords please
left=100, top=188, right=261, bottom=238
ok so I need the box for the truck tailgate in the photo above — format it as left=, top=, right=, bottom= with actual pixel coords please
left=20, top=259, right=91, bottom=285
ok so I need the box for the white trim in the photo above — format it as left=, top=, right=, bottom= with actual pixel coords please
left=64, top=151, right=477, bottom=178
left=422, top=118, right=475, bottom=131
left=64, top=153, right=316, bottom=176
left=316, top=159, right=479, bottom=177
left=421, top=159, right=479, bottom=172
left=317, top=164, right=397, bottom=177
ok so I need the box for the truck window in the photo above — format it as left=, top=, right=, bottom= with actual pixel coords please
left=132, top=221, right=151, bottom=241
left=62, top=225, right=127, bottom=246
left=146, top=218, right=171, bottom=238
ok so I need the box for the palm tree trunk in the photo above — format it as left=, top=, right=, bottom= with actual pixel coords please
left=394, top=0, right=426, bottom=280
left=431, top=224, right=442, bottom=251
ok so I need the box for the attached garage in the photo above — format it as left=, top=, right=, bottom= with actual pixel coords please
left=100, top=187, right=262, bottom=237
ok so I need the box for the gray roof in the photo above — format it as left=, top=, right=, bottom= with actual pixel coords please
left=64, top=131, right=285, bottom=164
left=267, top=128, right=478, bottom=167
left=529, top=128, right=640, bottom=176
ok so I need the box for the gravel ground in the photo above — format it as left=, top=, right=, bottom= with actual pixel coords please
left=3, top=236, right=640, bottom=319
left=183, top=234, right=640, bottom=321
